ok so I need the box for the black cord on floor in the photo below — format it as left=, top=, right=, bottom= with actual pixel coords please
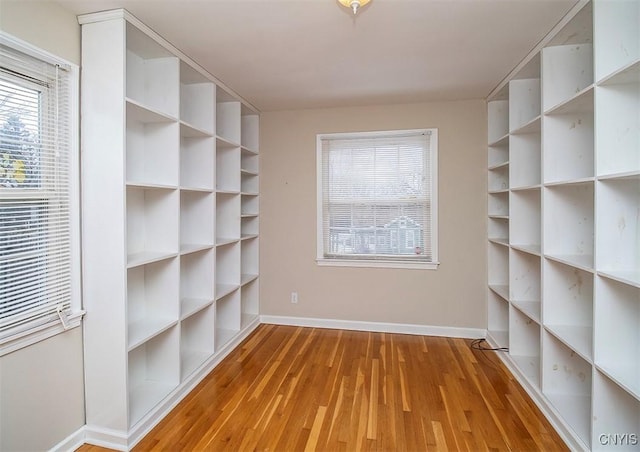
left=470, top=338, right=508, bottom=352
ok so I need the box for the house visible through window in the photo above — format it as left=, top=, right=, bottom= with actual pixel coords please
left=317, top=129, right=438, bottom=269
left=0, top=34, right=80, bottom=351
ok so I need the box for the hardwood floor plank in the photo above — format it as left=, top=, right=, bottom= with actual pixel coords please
left=77, top=325, right=569, bottom=452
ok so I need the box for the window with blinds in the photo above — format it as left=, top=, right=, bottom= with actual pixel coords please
left=317, top=129, right=438, bottom=268
left=0, top=35, right=79, bottom=347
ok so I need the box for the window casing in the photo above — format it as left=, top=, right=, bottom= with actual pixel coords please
left=0, top=33, right=81, bottom=354
left=317, top=129, right=438, bottom=269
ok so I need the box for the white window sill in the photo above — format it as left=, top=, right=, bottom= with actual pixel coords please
left=316, top=258, right=439, bottom=270
left=0, top=311, right=85, bottom=357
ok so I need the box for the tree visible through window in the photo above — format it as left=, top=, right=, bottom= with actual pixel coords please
left=317, top=129, right=438, bottom=267
left=1, top=81, right=40, bottom=188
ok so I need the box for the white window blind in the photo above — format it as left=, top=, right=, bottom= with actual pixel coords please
left=0, top=39, right=76, bottom=341
left=318, top=129, right=438, bottom=267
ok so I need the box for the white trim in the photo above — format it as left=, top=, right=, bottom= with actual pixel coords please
left=318, top=128, right=433, bottom=141
left=260, top=315, right=486, bottom=339
left=485, top=336, right=587, bottom=452
left=316, top=258, right=439, bottom=270
left=83, top=426, right=128, bottom=451
left=0, top=32, right=74, bottom=70
left=316, top=133, right=324, bottom=260
left=49, top=426, right=87, bottom=452
left=0, top=312, right=84, bottom=357
left=429, top=129, right=439, bottom=262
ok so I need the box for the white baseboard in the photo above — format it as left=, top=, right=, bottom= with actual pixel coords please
left=260, top=315, right=486, bottom=339
left=83, top=425, right=128, bottom=451
left=50, top=425, right=88, bottom=452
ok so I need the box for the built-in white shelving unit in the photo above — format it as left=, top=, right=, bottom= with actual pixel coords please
left=80, top=9, right=260, bottom=449
left=486, top=1, right=639, bottom=450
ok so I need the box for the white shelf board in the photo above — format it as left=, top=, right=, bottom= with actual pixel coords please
left=215, top=327, right=238, bottom=351
left=128, top=318, right=178, bottom=351
left=180, top=349, right=210, bottom=381
left=544, top=392, right=591, bottom=449
left=126, top=182, right=179, bottom=190
left=488, top=188, right=509, bottom=194
left=544, top=254, right=594, bottom=273
left=594, top=363, right=640, bottom=403
left=127, top=251, right=178, bottom=268
left=180, top=243, right=214, bottom=255
left=241, top=273, right=258, bottom=286
left=511, top=244, right=541, bottom=256
left=216, top=135, right=240, bottom=149
left=241, top=233, right=259, bottom=241
left=488, top=215, right=509, bottom=220
left=129, top=380, right=176, bottom=427
left=597, top=170, right=640, bottom=182
left=180, top=120, right=213, bottom=138
left=510, top=116, right=541, bottom=135
left=216, top=284, right=240, bottom=301
left=598, top=60, right=640, bottom=87
left=543, top=177, right=595, bottom=187
left=180, top=186, right=214, bottom=193
left=216, top=188, right=240, bottom=195
left=511, top=184, right=542, bottom=192
left=511, top=300, right=541, bottom=324
left=488, top=161, right=509, bottom=171
left=511, top=354, right=540, bottom=387
left=216, top=237, right=240, bottom=247
left=126, top=97, right=178, bottom=123
left=597, top=270, right=640, bottom=289
left=241, top=214, right=259, bottom=219
left=488, top=238, right=509, bottom=247
left=544, top=85, right=594, bottom=116
left=180, top=297, right=214, bottom=320
left=488, top=133, right=509, bottom=148
left=241, top=145, right=259, bottom=155
left=488, top=153, right=509, bottom=169
left=488, top=284, right=509, bottom=301
left=545, top=325, right=593, bottom=362
left=240, top=168, right=259, bottom=176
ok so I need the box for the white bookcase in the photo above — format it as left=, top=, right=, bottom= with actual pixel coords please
left=486, top=1, right=639, bottom=450
left=80, top=9, right=260, bottom=449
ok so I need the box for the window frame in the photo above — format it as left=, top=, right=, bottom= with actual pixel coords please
left=0, top=32, right=82, bottom=356
left=316, top=129, right=439, bottom=270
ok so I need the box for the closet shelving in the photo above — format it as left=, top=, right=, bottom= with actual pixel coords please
left=486, top=1, right=639, bottom=450
left=80, top=9, right=260, bottom=449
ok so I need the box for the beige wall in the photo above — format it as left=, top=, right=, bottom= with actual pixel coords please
left=0, top=2, right=85, bottom=450
left=0, top=328, right=85, bottom=451
left=0, top=0, right=80, bottom=65
left=260, top=100, right=487, bottom=329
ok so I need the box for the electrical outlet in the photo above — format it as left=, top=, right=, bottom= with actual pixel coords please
left=291, top=291, right=298, bottom=304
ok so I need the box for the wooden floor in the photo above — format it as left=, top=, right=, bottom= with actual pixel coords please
left=79, top=324, right=568, bottom=451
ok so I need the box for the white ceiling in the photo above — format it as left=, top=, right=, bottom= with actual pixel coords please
left=57, top=0, right=578, bottom=111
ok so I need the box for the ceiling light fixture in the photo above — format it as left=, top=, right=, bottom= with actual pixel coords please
left=339, top=0, right=371, bottom=15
